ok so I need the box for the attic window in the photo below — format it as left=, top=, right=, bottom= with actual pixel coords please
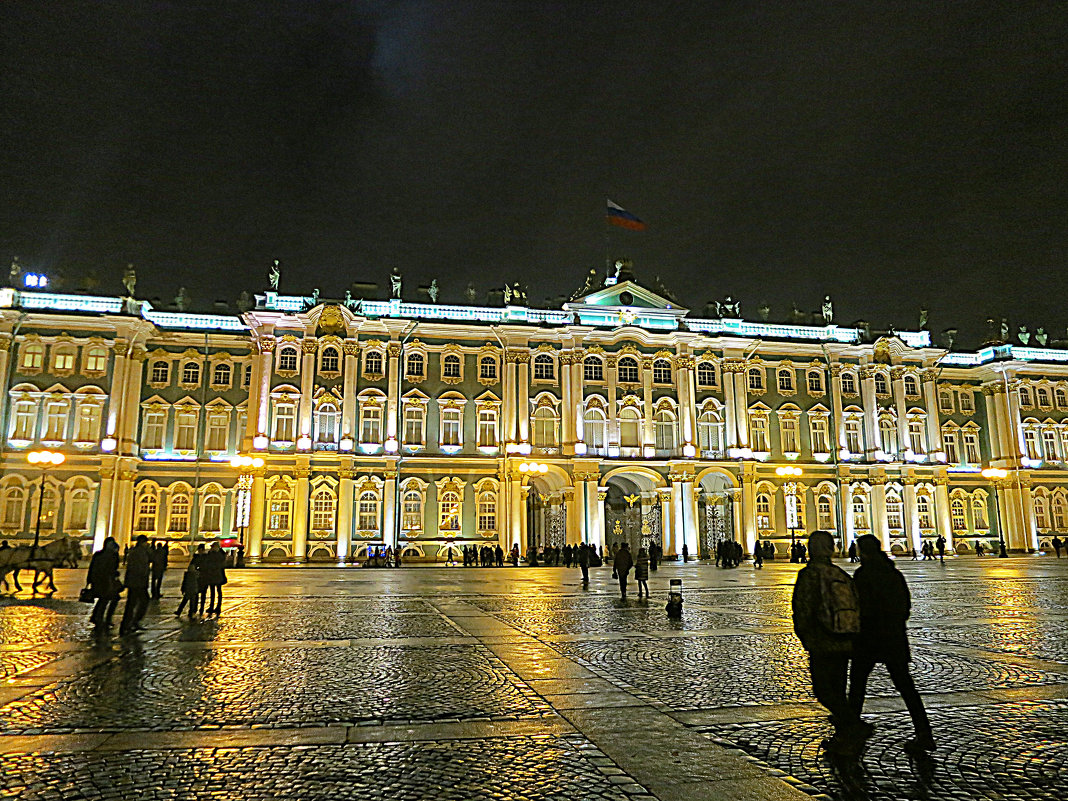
left=619, top=291, right=633, bottom=305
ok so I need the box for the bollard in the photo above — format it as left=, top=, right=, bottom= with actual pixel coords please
left=666, top=578, right=683, bottom=618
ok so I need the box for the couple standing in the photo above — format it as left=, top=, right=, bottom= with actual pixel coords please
left=792, top=530, right=934, bottom=758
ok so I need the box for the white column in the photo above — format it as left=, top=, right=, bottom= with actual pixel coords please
left=658, top=488, right=674, bottom=555
left=595, top=487, right=608, bottom=551
left=734, top=368, right=749, bottom=448
left=382, top=468, right=397, bottom=549
left=679, top=354, right=698, bottom=451
left=92, top=458, right=116, bottom=551
left=606, top=356, right=619, bottom=449
left=572, top=356, right=585, bottom=445
left=902, top=479, right=921, bottom=554
left=892, top=368, right=909, bottom=454
left=641, top=358, right=654, bottom=449
left=516, top=352, right=530, bottom=446
left=561, top=352, right=574, bottom=453
left=336, top=469, right=354, bottom=560
left=1005, top=380, right=1027, bottom=459
left=682, top=480, right=698, bottom=556
left=564, top=487, right=581, bottom=545
left=842, top=480, right=855, bottom=550
left=298, top=340, right=316, bottom=442
left=861, top=366, right=880, bottom=457
left=105, top=340, right=129, bottom=445
left=934, top=475, right=953, bottom=551
left=254, top=340, right=273, bottom=445
left=732, top=492, right=747, bottom=551
left=921, top=369, right=944, bottom=456
left=509, top=474, right=525, bottom=550
left=341, top=340, right=359, bottom=444
left=292, top=464, right=310, bottom=560
left=871, top=478, right=889, bottom=549
left=741, top=469, right=757, bottom=551
left=982, top=387, right=1003, bottom=460
left=120, top=349, right=145, bottom=453
left=503, top=352, right=517, bottom=444
left=385, top=343, right=401, bottom=443
left=247, top=473, right=266, bottom=560
left=830, top=364, right=847, bottom=452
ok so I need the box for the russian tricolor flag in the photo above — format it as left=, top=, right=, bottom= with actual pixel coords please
left=606, top=199, right=646, bottom=231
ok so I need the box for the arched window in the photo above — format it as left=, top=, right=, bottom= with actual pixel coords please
left=917, top=495, right=934, bottom=529
left=358, top=490, right=379, bottom=531
left=85, top=347, right=108, bottom=373
left=817, top=495, right=835, bottom=530
left=181, top=362, right=201, bottom=385
left=320, top=347, right=340, bottom=373
left=950, top=498, right=967, bottom=532
left=840, top=372, right=857, bottom=395
left=135, top=492, right=158, bottom=532
left=777, top=369, right=794, bottom=393
left=1037, top=387, right=1052, bottom=408
left=440, top=407, right=462, bottom=446
left=697, top=410, right=722, bottom=454
left=807, top=370, right=824, bottom=394
left=406, top=352, right=425, bottom=378
left=151, top=360, right=170, bottom=384
left=168, top=492, right=191, bottom=533
left=880, top=418, right=898, bottom=455
left=959, top=392, right=974, bottom=413
left=477, top=491, right=497, bottom=533
left=365, top=351, right=383, bottom=375
left=584, top=407, right=606, bottom=452
left=1054, top=496, right=1068, bottom=530
left=1018, top=385, right=1032, bottom=407
left=747, top=367, right=764, bottom=391
left=269, top=489, right=292, bottom=530
left=3, top=487, right=26, bottom=528
left=312, top=489, right=336, bottom=531
left=652, top=359, right=672, bottom=384
left=479, top=356, right=497, bottom=381
left=1034, top=495, right=1050, bottom=529
left=756, top=493, right=772, bottom=530
left=316, top=403, right=340, bottom=444
left=439, top=491, right=461, bottom=532
left=20, top=343, right=44, bottom=370
left=278, top=347, right=298, bottom=372
left=852, top=493, right=870, bottom=531
left=1057, top=387, right=1068, bottom=409
left=212, top=363, right=232, bottom=386
left=972, top=495, right=989, bottom=529
left=617, top=357, right=639, bottom=383
left=533, top=354, right=554, bottom=381
left=583, top=356, right=604, bottom=382
left=619, top=407, right=641, bottom=448
left=874, top=372, right=889, bottom=395
left=442, top=354, right=461, bottom=379
left=202, top=494, right=222, bottom=532
left=68, top=488, right=91, bottom=530
left=402, top=489, right=423, bottom=531
left=903, top=375, right=919, bottom=396
left=697, top=362, right=716, bottom=387
left=654, top=409, right=676, bottom=451
left=532, top=406, right=558, bottom=448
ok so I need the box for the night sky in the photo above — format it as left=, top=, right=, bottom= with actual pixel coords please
left=3, top=2, right=1068, bottom=345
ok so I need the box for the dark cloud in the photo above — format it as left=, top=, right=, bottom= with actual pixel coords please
left=2, top=1, right=1068, bottom=344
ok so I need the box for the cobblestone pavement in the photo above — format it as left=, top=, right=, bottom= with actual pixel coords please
left=0, top=556, right=1065, bottom=800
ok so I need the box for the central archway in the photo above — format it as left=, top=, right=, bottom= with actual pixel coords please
left=601, top=469, right=666, bottom=555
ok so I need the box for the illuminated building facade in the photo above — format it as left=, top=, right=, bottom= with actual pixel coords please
left=0, top=271, right=1063, bottom=561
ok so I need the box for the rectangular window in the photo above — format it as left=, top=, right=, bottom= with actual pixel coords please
left=963, top=431, right=981, bottom=464
left=959, top=392, right=974, bottom=413
left=777, top=371, right=793, bottom=393
left=361, top=407, right=382, bottom=444
left=1043, top=429, right=1060, bottom=461
left=908, top=421, right=926, bottom=455
left=807, top=371, right=823, bottom=394
left=85, top=349, right=108, bottom=373
left=943, top=431, right=959, bottom=464
left=75, top=403, right=102, bottom=442
left=174, top=412, right=197, bottom=450
left=478, top=495, right=497, bottom=532
left=1025, top=429, right=1041, bottom=460
left=402, top=492, right=422, bottom=530
left=269, top=499, right=291, bottom=530
left=750, top=416, right=770, bottom=452
left=780, top=417, right=799, bottom=453
left=13, top=402, right=36, bottom=440
left=441, top=409, right=462, bottom=446
left=206, top=413, right=229, bottom=451
left=43, top=403, right=68, bottom=441
left=477, top=408, right=497, bottom=447
left=403, top=406, right=424, bottom=445
left=845, top=419, right=862, bottom=454
left=274, top=404, right=295, bottom=442
left=142, top=411, right=166, bottom=449
left=54, top=351, right=75, bottom=371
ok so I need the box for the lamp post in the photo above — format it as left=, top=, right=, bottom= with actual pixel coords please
left=776, top=465, right=803, bottom=554
left=981, top=467, right=1009, bottom=558
left=230, top=455, right=264, bottom=549
left=27, top=450, right=65, bottom=552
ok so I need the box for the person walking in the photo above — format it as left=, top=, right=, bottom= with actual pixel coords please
left=119, top=535, right=152, bottom=635
left=935, top=534, right=946, bottom=563
left=634, top=547, right=650, bottom=598
left=200, top=542, right=228, bottom=615
left=681, top=542, right=689, bottom=563
left=753, top=540, right=764, bottom=569
left=150, top=541, right=168, bottom=599
left=848, top=534, right=935, bottom=753
left=1053, top=535, right=1063, bottom=558
left=175, top=557, right=201, bottom=620
left=848, top=540, right=858, bottom=563
left=614, top=542, right=633, bottom=599
left=87, top=536, right=122, bottom=631
left=649, top=541, right=660, bottom=572
left=791, top=530, right=870, bottom=757
left=577, top=542, right=590, bottom=584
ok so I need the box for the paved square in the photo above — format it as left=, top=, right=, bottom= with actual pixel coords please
left=1, top=556, right=1066, bottom=800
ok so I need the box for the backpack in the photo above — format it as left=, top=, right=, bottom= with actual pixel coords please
left=818, top=566, right=861, bottom=635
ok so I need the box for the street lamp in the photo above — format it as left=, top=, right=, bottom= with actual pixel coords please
left=981, top=467, right=1009, bottom=558
left=27, top=450, right=65, bottom=552
left=776, top=465, right=803, bottom=555
left=230, top=455, right=265, bottom=550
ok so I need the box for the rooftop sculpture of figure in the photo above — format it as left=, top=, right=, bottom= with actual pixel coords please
left=269, top=260, right=280, bottom=291
left=122, top=263, right=137, bottom=297
left=428, top=279, right=439, bottom=304
left=390, top=267, right=402, bottom=299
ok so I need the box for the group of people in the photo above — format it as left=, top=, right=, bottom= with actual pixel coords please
left=86, top=536, right=228, bottom=632
left=789, top=540, right=809, bottom=563
left=715, top=539, right=745, bottom=568
left=462, top=544, right=505, bottom=567
left=792, top=530, right=934, bottom=758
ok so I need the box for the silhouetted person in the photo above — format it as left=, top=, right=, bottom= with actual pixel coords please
left=495, top=544, right=504, bottom=567
left=119, top=535, right=152, bottom=635
left=848, top=534, right=934, bottom=753
left=792, top=530, right=870, bottom=757
left=753, top=540, right=764, bottom=569
left=175, top=557, right=200, bottom=620
left=848, top=540, right=858, bottom=563
left=87, top=537, right=122, bottom=631
left=150, top=541, right=168, bottom=599
left=681, top=542, right=689, bottom=562
left=635, top=547, right=649, bottom=598
left=200, top=542, right=227, bottom=615
left=614, top=542, right=633, bottom=599
left=1053, top=536, right=1063, bottom=558
left=577, top=542, right=590, bottom=583
left=935, top=534, right=946, bottom=563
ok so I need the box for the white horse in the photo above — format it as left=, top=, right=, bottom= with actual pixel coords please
left=0, top=536, right=81, bottom=594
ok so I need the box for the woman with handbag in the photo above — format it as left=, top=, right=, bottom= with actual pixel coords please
left=86, top=537, right=122, bottom=632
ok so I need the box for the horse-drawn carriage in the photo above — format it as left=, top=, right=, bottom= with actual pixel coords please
left=0, top=536, right=82, bottom=593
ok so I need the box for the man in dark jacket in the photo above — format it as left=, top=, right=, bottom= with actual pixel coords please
left=849, top=534, right=934, bottom=753
left=792, top=530, right=870, bottom=756
left=577, top=542, right=590, bottom=584
left=88, top=537, right=122, bottom=630
left=119, top=535, right=152, bottom=634
left=150, top=541, right=168, bottom=599
left=614, top=542, right=633, bottom=599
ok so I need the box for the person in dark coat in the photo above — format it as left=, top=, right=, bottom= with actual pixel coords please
left=649, top=541, right=659, bottom=571
left=634, top=547, right=650, bottom=598
left=119, top=535, right=152, bottom=635
left=681, top=542, right=689, bottom=562
left=577, top=543, right=590, bottom=584
left=848, top=534, right=934, bottom=753
left=792, top=530, right=870, bottom=757
left=753, top=540, right=764, bottom=569
left=495, top=544, right=504, bottom=567
left=200, top=542, right=228, bottom=615
left=614, top=542, right=633, bottom=599
left=88, top=536, right=122, bottom=630
left=150, top=541, right=168, bottom=599
left=175, top=557, right=200, bottom=620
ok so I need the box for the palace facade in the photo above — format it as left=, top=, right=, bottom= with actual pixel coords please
left=0, top=270, right=1064, bottom=562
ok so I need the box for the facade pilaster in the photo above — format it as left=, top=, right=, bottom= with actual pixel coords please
left=563, top=486, right=581, bottom=545
left=0, top=336, right=11, bottom=399
left=677, top=354, right=697, bottom=451
left=516, top=351, right=530, bottom=446
left=1005, top=379, right=1026, bottom=460
left=509, top=472, right=525, bottom=550
left=891, top=367, right=909, bottom=454
left=120, top=347, right=146, bottom=453
left=503, top=351, right=518, bottom=444
left=385, top=342, right=401, bottom=445
left=92, top=457, right=116, bottom=551
left=933, top=473, right=953, bottom=551
left=981, top=385, right=1003, bottom=460
left=902, top=476, right=921, bottom=554
left=292, top=462, right=310, bottom=560
left=560, top=351, right=574, bottom=453
left=740, top=462, right=757, bottom=552
left=841, top=476, right=855, bottom=550
left=605, top=355, right=619, bottom=449
left=246, top=473, right=266, bottom=559
left=657, top=487, right=673, bottom=555
left=870, top=473, right=889, bottom=549
left=641, top=357, right=654, bottom=449
left=336, top=466, right=354, bottom=560
left=860, top=366, right=880, bottom=457
left=829, top=364, right=847, bottom=452
left=920, top=368, right=944, bottom=457
left=112, top=462, right=137, bottom=549
left=341, top=340, right=359, bottom=445
left=105, top=340, right=129, bottom=446
left=253, top=337, right=274, bottom=447
left=298, top=339, right=316, bottom=443
left=571, top=354, right=585, bottom=446
left=382, top=466, right=398, bottom=549
left=734, top=366, right=749, bottom=448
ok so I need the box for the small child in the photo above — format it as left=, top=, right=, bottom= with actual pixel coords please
left=634, top=547, right=650, bottom=599
left=175, top=559, right=200, bottom=620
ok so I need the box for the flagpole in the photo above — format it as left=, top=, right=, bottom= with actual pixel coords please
left=604, top=195, right=611, bottom=278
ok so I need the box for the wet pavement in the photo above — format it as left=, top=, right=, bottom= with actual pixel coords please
left=0, top=556, right=1066, bottom=800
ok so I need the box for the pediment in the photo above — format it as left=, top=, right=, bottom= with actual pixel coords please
left=566, top=280, right=687, bottom=313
